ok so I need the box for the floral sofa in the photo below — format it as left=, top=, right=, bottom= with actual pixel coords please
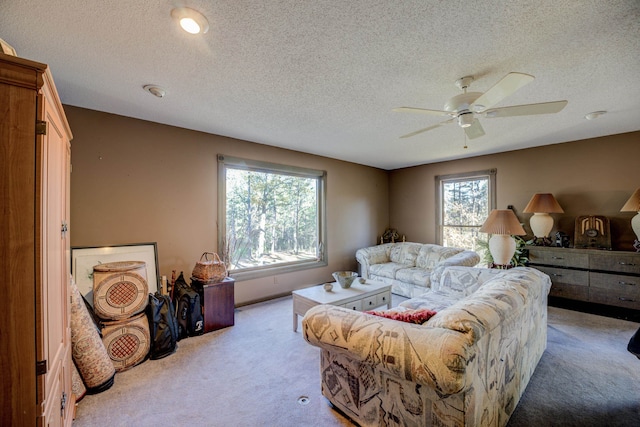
left=356, top=242, right=481, bottom=298
left=303, top=266, right=551, bottom=427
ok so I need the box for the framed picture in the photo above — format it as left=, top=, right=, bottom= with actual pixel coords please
left=71, top=242, right=159, bottom=305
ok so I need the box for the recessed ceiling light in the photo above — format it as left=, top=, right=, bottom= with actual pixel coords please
left=171, top=7, right=209, bottom=35
left=584, top=111, right=607, bottom=120
left=143, top=85, right=166, bottom=98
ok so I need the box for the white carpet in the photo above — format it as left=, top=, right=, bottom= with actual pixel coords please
left=73, top=295, right=640, bottom=427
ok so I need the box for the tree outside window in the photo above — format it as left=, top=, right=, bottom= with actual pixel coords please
left=218, top=156, right=327, bottom=280
left=436, top=170, right=496, bottom=260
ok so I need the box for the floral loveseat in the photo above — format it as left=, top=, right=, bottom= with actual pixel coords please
left=356, top=242, right=480, bottom=298
left=303, top=266, right=551, bottom=427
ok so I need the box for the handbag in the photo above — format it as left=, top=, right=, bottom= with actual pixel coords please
left=191, top=252, right=227, bottom=283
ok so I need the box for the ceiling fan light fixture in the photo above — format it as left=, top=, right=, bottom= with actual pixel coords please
left=171, top=7, right=209, bottom=34
left=458, top=112, right=474, bottom=128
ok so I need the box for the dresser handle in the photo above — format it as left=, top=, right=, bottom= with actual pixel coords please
left=618, top=281, right=637, bottom=286
left=551, top=256, right=563, bottom=260
left=619, top=297, right=635, bottom=302
left=619, top=262, right=637, bottom=266
left=551, top=273, right=562, bottom=277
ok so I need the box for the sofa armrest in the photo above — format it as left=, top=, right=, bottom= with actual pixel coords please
left=302, top=304, right=473, bottom=396
left=355, top=244, right=392, bottom=279
left=430, top=250, right=480, bottom=285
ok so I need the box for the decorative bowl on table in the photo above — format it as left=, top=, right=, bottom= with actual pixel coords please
left=332, top=271, right=358, bottom=289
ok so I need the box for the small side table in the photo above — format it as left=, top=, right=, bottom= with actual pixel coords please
left=191, top=277, right=235, bottom=333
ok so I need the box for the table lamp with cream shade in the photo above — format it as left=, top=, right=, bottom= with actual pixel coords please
left=479, top=209, right=526, bottom=267
left=523, top=193, right=564, bottom=245
left=620, top=188, right=640, bottom=251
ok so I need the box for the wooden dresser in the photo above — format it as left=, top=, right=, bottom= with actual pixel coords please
left=0, top=53, right=73, bottom=426
left=526, top=246, right=640, bottom=310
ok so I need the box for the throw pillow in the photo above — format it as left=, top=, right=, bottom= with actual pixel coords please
left=365, top=308, right=437, bottom=324
left=369, top=249, right=390, bottom=265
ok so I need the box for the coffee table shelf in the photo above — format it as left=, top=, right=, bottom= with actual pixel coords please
left=292, top=280, right=391, bottom=332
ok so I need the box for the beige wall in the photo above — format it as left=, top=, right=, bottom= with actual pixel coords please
left=66, top=106, right=389, bottom=305
left=389, top=132, right=640, bottom=251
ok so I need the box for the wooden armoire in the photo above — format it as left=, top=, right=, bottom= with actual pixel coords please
left=0, top=53, right=74, bottom=426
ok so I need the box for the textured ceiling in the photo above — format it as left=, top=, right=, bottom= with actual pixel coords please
left=2, top=1, right=639, bottom=170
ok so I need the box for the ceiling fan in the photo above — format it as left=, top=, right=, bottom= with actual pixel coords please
left=393, top=72, right=568, bottom=140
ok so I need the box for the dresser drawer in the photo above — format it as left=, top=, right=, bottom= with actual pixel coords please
left=528, top=248, right=589, bottom=269
left=362, top=295, right=379, bottom=310
left=376, top=292, right=390, bottom=307
left=589, top=253, right=640, bottom=274
left=343, top=300, right=363, bottom=311
left=534, top=266, right=589, bottom=287
left=590, top=272, right=640, bottom=290
left=549, top=282, right=590, bottom=302
left=589, top=287, right=640, bottom=310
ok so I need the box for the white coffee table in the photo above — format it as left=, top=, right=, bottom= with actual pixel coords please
left=292, top=279, right=392, bottom=332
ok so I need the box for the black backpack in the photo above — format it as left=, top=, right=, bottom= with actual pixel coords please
left=173, top=272, right=204, bottom=339
left=146, top=292, right=179, bottom=359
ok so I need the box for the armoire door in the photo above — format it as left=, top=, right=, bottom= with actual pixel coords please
left=36, top=86, right=72, bottom=426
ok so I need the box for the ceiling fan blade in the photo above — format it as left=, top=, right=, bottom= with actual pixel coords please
left=472, top=72, right=535, bottom=111
left=484, top=100, right=568, bottom=118
left=393, top=107, right=451, bottom=116
left=464, top=119, right=485, bottom=140
left=400, top=118, right=454, bottom=138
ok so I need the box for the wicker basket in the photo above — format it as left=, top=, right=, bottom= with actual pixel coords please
left=191, top=252, right=227, bottom=283
left=93, top=261, right=148, bottom=320
left=101, top=312, right=150, bottom=372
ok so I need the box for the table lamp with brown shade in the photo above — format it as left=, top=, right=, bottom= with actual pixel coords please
left=523, top=193, right=564, bottom=245
left=479, top=209, right=526, bottom=267
left=621, top=188, right=640, bottom=251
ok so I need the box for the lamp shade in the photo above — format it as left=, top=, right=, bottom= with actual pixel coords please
left=621, top=189, right=640, bottom=250
left=523, top=193, right=564, bottom=213
left=479, top=209, right=526, bottom=236
left=480, top=210, right=525, bottom=266
left=621, top=188, right=640, bottom=212
left=523, top=193, right=564, bottom=239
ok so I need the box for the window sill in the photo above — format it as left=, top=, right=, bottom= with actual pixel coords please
left=229, top=259, right=328, bottom=282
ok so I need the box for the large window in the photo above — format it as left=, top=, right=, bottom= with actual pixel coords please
left=436, top=169, right=496, bottom=256
left=218, top=155, right=327, bottom=280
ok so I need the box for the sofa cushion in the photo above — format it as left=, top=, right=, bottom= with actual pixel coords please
left=399, top=289, right=459, bottom=312
left=368, top=249, right=390, bottom=265
left=416, top=245, right=462, bottom=269
left=389, top=243, right=420, bottom=266
left=433, top=266, right=502, bottom=298
left=395, top=267, right=431, bottom=287
left=369, top=262, right=406, bottom=279
left=365, top=308, right=437, bottom=324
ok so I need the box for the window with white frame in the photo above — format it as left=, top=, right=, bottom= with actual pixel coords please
left=218, top=155, right=327, bottom=280
left=436, top=169, right=496, bottom=256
